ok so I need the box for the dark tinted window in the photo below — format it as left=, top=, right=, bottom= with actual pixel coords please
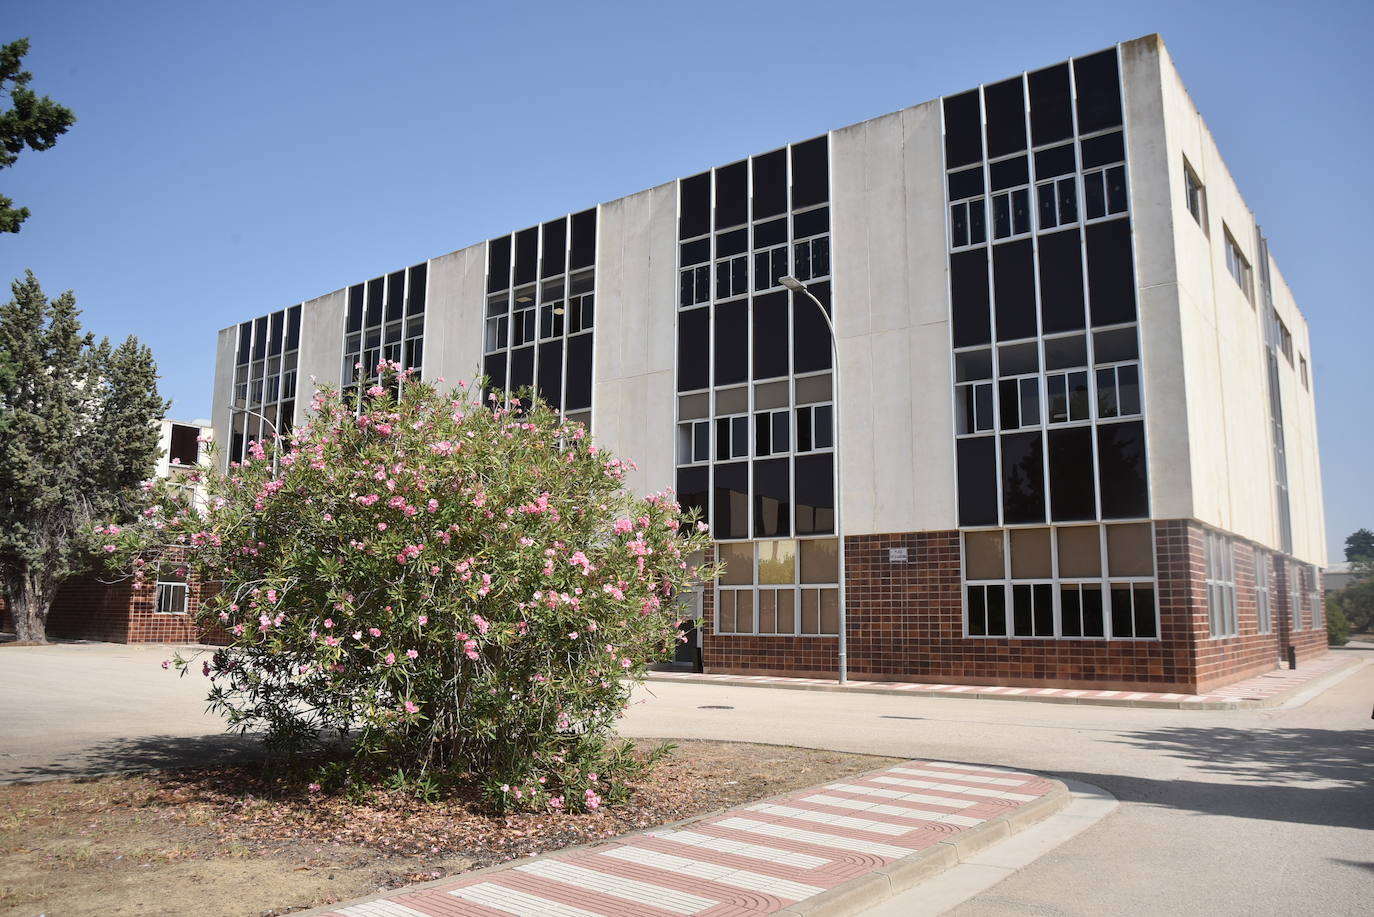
left=792, top=280, right=832, bottom=373
left=680, top=238, right=710, bottom=266
left=346, top=285, right=364, bottom=333
left=1086, top=219, right=1136, bottom=326
left=943, top=90, right=983, bottom=168
left=386, top=270, right=405, bottom=321
left=957, top=436, right=998, bottom=526
left=286, top=305, right=301, bottom=350
left=1048, top=427, right=1096, bottom=520
left=1074, top=50, right=1123, bottom=134
left=714, top=461, right=749, bottom=540
left=482, top=351, right=507, bottom=398
left=169, top=424, right=199, bottom=466
left=268, top=310, right=284, bottom=356
left=993, top=240, right=1036, bottom=341
left=570, top=208, right=597, bottom=269
left=514, top=227, right=538, bottom=285
left=365, top=278, right=384, bottom=326
left=791, top=137, right=829, bottom=209
left=716, top=228, right=748, bottom=257
left=407, top=263, right=427, bottom=315
left=753, top=291, right=789, bottom=380
left=237, top=322, right=252, bottom=363
left=753, top=458, right=791, bottom=538
left=1097, top=420, right=1148, bottom=518
left=1034, top=143, right=1076, bottom=179
left=948, top=167, right=984, bottom=201
left=677, top=466, right=709, bottom=525
left=715, top=160, right=748, bottom=230
left=1001, top=431, right=1045, bottom=523
left=541, top=217, right=566, bottom=278
left=564, top=332, right=592, bottom=410
left=1038, top=228, right=1085, bottom=334
left=680, top=172, right=711, bottom=239
left=795, top=453, right=834, bottom=535
left=1028, top=63, right=1073, bottom=147
left=714, top=300, right=748, bottom=386
left=951, top=249, right=991, bottom=348
left=984, top=77, right=1027, bottom=158
left=487, top=236, right=511, bottom=292
left=678, top=306, right=709, bottom=391
left=793, top=206, right=828, bottom=239
left=754, top=217, right=787, bottom=248
left=1081, top=130, right=1125, bottom=169
left=752, top=149, right=788, bottom=219
left=509, top=345, right=534, bottom=396
left=537, top=340, right=562, bottom=409
left=989, top=155, right=1029, bottom=191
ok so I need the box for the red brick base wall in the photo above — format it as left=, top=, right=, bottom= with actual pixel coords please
left=1, top=572, right=227, bottom=645
left=702, top=519, right=1326, bottom=693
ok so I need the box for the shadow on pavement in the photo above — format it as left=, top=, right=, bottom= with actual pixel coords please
left=1055, top=724, right=1374, bottom=831
left=6, top=732, right=265, bottom=782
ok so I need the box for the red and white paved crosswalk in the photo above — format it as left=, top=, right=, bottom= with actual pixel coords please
left=646, top=651, right=1354, bottom=708
left=317, top=759, right=1058, bottom=917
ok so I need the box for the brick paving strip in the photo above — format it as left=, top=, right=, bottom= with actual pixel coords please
left=646, top=651, right=1362, bottom=710
left=300, top=759, right=1068, bottom=917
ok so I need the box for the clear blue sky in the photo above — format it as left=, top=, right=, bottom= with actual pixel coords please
left=2, top=0, right=1370, bottom=563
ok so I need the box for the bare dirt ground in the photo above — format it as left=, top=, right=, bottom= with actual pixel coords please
left=0, top=739, right=899, bottom=917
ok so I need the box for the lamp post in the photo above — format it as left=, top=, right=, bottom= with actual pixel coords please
left=780, top=276, right=847, bottom=685
left=226, top=404, right=280, bottom=477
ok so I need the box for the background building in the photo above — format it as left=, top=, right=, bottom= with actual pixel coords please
left=213, top=34, right=1326, bottom=692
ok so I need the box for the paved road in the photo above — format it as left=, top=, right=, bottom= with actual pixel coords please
left=620, top=647, right=1374, bottom=917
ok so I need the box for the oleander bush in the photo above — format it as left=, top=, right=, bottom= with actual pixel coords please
left=100, top=366, right=713, bottom=811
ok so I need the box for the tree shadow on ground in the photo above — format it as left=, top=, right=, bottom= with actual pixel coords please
left=1055, top=724, right=1374, bottom=831
left=6, top=732, right=265, bottom=782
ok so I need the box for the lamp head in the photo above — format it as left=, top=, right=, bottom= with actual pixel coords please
left=780, top=275, right=806, bottom=293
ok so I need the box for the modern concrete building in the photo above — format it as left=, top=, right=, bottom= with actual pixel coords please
left=213, top=34, right=1326, bottom=692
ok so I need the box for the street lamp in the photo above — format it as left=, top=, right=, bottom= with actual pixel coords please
left=225, top=404, right=280, bottom=477
left=780, top=275, right=847, bottom=685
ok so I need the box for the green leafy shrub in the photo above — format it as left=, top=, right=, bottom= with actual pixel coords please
left=101, top=367, right=713, bottom=811
left=1325, top=596, right=1351, bottom=646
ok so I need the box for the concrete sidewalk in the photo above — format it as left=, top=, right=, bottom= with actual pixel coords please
left=647, top=650, right=1360, bottom=710
left=301, top=759, right=1068, bottom=917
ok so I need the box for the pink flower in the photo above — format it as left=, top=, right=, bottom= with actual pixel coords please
left=403, top=700, right=419, bottom=714
left=406, top=649, right=418, bottom=660
left=384, top=652, right=396, bottom=665
left=103, top=544, right=116, bottom=553
left=308, top=782, right=322, bottom=793
left=323, top=618, right=334, bottom=629
left=377, top=522, right=388, bottom=531
left=369, top=627, right=381, bottom=637
left=161, top=659, right=170, bottom=670
left=426, top=499, right=439, bottom=512
left=418, top=615, right=428, bottom=626
left=472, top=614, right=490, bottom=634
left=325, top=636, right=340, bottom=647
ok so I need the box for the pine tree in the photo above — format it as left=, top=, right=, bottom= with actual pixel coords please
left=0, top=272, right=166, bottom=641
left=1, top=38, right=77, bottom=233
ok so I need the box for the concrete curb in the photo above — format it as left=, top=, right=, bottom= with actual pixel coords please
left=645, top=656, right=1363, bottom=711
left=290, top=762, right=1072, bottom=917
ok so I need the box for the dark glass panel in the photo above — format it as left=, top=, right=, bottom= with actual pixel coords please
left=984, top=77, right=1027, bottom=158
left=536, top=340, right=563, bottom=409
left=791, top=136, right=829, bottom=209
left=986, top=585, right=1007, bottom=636
left=943, top=90, right=983, bottom=168
left=407, top=263, right=427, bottom=315
left=678, top=306, right=709, bottom=392
left=792, top=280, right=832, bottom=373
left=1118, top=364, right=1140, bottom=415
left=752, top=291, right=789, bottom=380
left=364, top=277, right=384, bottom=327
left=1086, top=219, right=1136, bottom=326
left=989, top=155, right=1029, bottom=192
left=714, top=461, right=750, bottom=540
left=1013, top=584, right=1033, bottom=636
left=714, top=299, right=748, bottom=386
left=1028, top=63, right=1073, bottom=147
left=1111, top=585, right=1134, bottom=638
left=957, top=436, right=998, bottom=526
left=715, top=160, right=748, bottom=230
left=564, top=332, right=592, bottom=410
left=1062, top=587, right=1082, bottom=637
left=1133, top=585, right=1157, bottom=637
left=514, top=227, right=538, bottom=286
left=286, top=305, right=301, bottom=351
left=1081, top=130, right=1125, bottom=169
left=252, top=315, right=268, bottom=359
left=237, top=321, right=252, bottom=364
left=993, top=240, right=1037, bottom=341
left=481, top=352, right=506, bottom=400
left=754, top=217, right=787, bottom=248
left=681, top=238, right=710, bottom=267
left=508, top=346, right=534, bottom=398
left=752, top=149, right=788, bottom=219
left=793, top=206, right=829, bottom=239
left=1038, top=228, right=1085, bottom=334
left=541, top=217, right=567, bottom=279
left=570, top=208, right=597, bottom=269
left=951, top=249, right=991, bottom=348
left=948, top=166, right=984, bottom=201
left=1074, top=50, right=1123, bottom=134
left=346, top=285, right=364, bottom=334
left=680, top=172, right=711, bottom=239
left=1048, top=427, right=1096, bottom=521
left=1097, top=421, right=1148, bottom=518
left=1001, top=431, right=1045, bottom=524
left=795, top=453, right=834, bottom=535
left=677, top=466, right=709, bottom=526
left=487, top=236, right=512, bottom=293
left=753, top=458, right=791, bottom=538
left=386, top=270, right=405, bottom=321
left=1034, top=583, right=1054, bottom=635
left=968, top=586, right=988, bottom=636
left=1034, top=143, right=1075, bottom=179
left=1083, top=585, right=1105, bottom=637
left=268, top=310, right=284, bottom=356
left=717, top=228, right=748, bottom=257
